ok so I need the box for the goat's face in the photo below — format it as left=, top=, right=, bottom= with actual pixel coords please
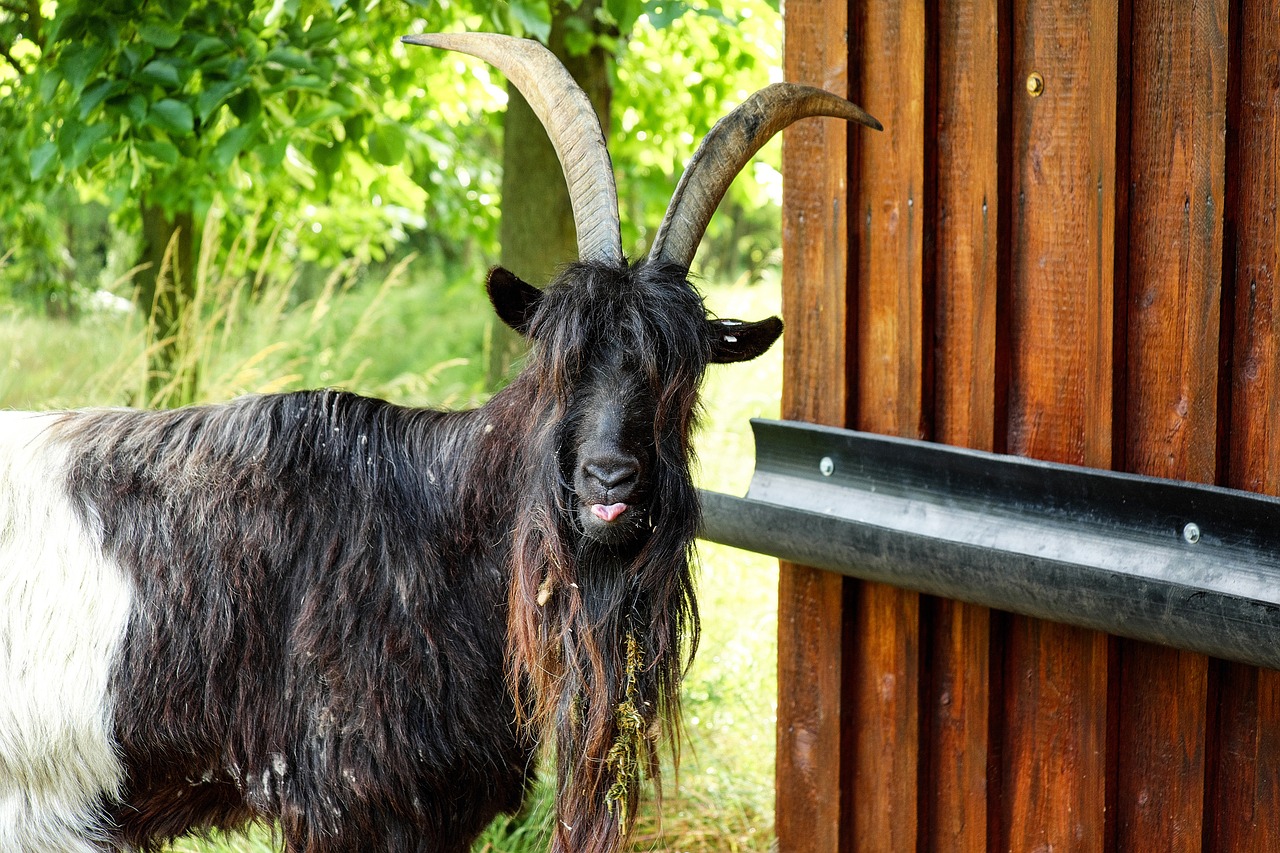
left=488, top=261, right=781, bottom=549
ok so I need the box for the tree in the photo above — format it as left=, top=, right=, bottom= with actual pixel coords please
left=0, top=0, right=438, bottom=400
left=489, top=0, right=611, bottom=383
left=1, top=0, right=784, bottom=401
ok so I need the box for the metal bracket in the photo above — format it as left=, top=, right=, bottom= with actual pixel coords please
left=699, top=419, right=1280, bottom=670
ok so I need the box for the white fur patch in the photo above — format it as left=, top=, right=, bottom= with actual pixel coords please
left=0, top=411, right=134, bottom=851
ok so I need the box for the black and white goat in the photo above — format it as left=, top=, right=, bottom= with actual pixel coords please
left=0, top=33, right=880, bottom=853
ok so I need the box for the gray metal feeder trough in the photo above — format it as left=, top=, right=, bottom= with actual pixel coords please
left=698, top=419, right=1280, bottom=670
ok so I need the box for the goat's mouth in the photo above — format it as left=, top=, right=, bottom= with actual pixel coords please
left=575, top=496, right=648, bottom=546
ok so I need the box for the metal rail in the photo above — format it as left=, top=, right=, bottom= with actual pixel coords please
left=698, top=419, right=1280, bottom=670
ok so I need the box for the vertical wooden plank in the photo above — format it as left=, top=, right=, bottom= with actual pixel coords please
left=923, top=599, right=992, bottom=852
left=929, top=0, right=1005, bottom=849
left=1211, top=664, right=1280, bottom=852
left=1215, top=1, right=1280, bottom=850
left=1225, top=0, right=1280, bottom=493
left=1124, top=2, right=1227, bottom=486
left=936, top=0, right=1003, bottom=454
left=849, top=0, right=926, bottom=850
left=1114, top=0, right=1228, bottom=849
left=777, top=3, right=852, bottom=852
left=1001, top=0, right=1118, bottom=850
left=1007, top=0, right=1117, bottom=470
left=1002, top=620, right=1112, bottom=849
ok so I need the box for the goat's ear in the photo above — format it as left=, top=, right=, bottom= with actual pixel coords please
left=487, top=266, right=543, bottom=336
left=708, top=316, right=783, bottom=363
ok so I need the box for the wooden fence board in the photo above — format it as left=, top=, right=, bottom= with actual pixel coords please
left=849, top=1, right=927, bottom=850
left=777, top=2, right=854, bottom=850
left=1113, top=0, right=1228, bottom=848
left=928, top=0, right=1005, bottom=848
left=1000, top=0, right=1117, bottom=849
left=1215, top=2, right=1280, bottom=849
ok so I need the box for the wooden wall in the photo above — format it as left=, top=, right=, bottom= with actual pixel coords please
left=777, top=0, right=1280, bottom=850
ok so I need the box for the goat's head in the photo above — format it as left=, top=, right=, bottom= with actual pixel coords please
left=487, top=260, right=782, bottom=551
left=404, top=31, right=880, bottom=853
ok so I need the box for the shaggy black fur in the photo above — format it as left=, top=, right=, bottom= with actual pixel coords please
left=58, top=259, right=780, bottom=853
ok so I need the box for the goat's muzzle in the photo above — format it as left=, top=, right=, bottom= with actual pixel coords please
left=575, top=451, right=647, bottom=545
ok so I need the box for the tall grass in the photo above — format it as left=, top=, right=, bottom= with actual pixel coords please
left=0, top=239, right=783, bottom=852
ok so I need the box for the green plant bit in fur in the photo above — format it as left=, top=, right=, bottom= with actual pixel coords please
left=604, top=632, right=648, bottom=830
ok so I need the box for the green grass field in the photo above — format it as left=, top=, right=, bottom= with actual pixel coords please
left=0, top=261, right=782, bottom=852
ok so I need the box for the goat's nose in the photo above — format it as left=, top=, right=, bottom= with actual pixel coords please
left=583, top=458, right=639, bottom=490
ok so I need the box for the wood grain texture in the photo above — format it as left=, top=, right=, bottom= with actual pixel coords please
left=1214, top=2, right=1280, bottom=849
left=1007, top=0, right=1117, bottom=470
left=1124, top=0, right=1227, bottom=484
left=928, top=0, right=1005, bottom=848
left=1209, top=663, right=1280, bottom=852
left=923, top=598, right=992, bottom=852
left=848, top=1, right=927, bottom=850
left=777, top=2, right=854, bottom=851
left=854, top=0, right=928, bottom=441
left=1115, top=645, right=1210, bottom=851
left=1112, top=0, right=1228, bottom=849
left=1225, top=0, right=1280, bottom=494
left=936, top=0, right=1003, bottom=451
left=1000, top=0, right=1118, bottom=850
left=999, top=619, right=1112, bottom=852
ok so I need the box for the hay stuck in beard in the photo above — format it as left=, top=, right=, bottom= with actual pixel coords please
left=604, top=631, right=649, bottom=831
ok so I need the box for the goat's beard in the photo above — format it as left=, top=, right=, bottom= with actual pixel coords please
left=507, top=423, right=701, bottom=853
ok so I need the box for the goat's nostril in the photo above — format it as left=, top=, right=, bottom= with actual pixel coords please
left=584, top=460, right=638, bottom=490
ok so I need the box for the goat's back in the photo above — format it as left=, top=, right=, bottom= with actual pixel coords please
left=0, top=394, right=533, bottom=852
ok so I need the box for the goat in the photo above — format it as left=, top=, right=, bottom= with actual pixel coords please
left=0, top=33, right=880, bottom=853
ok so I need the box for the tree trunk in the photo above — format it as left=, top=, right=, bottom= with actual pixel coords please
left=491, top=0, right=611, bottom=386
left=135, top=202, right=196, bottom=405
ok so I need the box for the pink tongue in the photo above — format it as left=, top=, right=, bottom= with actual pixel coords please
left=592, top=502, right=629, bottom=523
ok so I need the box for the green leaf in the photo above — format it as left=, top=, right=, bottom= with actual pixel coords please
left=124, top=94, right=149, bottom=125
left=311, top=140, right=343, bottom=177
left=196, top=79, right=243, bottom=122
left=366, top=123, right=405, bottom=166
left=161, top=0, right=194, bottom=22
left=29, top=142, right=58, bottom=181
left=136, top=139, right=181, bottom=166
left=139, top=22, right=182, bottom=49
left=303, top=20, right=340, bottom=45
left=38, top=69, right=62, bottom=103
left=191, top=36, right=227, bottom=63
left=294, top=103, right=347, bottom=131
left=509, top=0, right=552, bottom=41
left=137, top=59, right=181, bottom=89
left=257, top=137, right=288, bottom=170
left=79, top=80, right=128, bottom=120
left=61, top=43, right=108, bottom=95
left=147, top=98, right=195, bottom=136
left=121, top=44, right=155, bottom=77
left=265, top=47, right=312, bottom=71
left=66, top=122, right=112, bottom=170
left=211, top=123, right=255, bottom=169
left=228, top=88, right=262, bottom=123
left=643, top=1, right=693, bottom=28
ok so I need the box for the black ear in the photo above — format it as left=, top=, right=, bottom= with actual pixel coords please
left=709, top=316, right=783, bottom=363
left=486, top=266, right=543, bottom=336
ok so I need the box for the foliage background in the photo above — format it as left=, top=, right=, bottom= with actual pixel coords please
left=0, top=0, right=784, bottom=318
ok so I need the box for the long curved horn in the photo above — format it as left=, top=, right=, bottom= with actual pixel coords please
left=649, top=83, right=882, bottom=268
left=403, top=32, right=623, bottom=266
